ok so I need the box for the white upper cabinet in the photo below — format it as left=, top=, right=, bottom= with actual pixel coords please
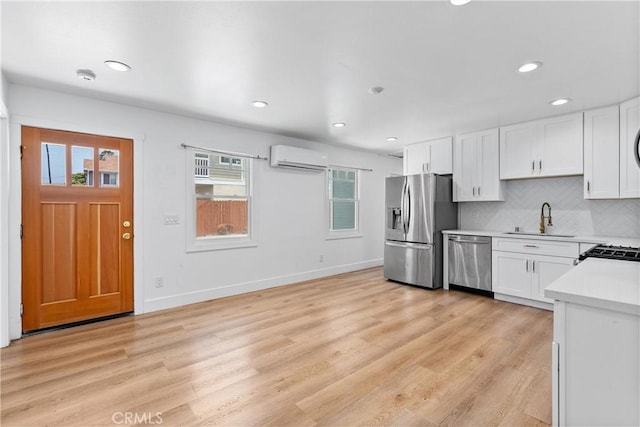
left=453, top=128, right=504, bottom=202
left=499, top=121, right=537, bottom=179
left=537, top=113, right=584, bottom=177
left=499, top=112, right=583, bottom=179
left=619, top=96, right=640, bottom=199
left=584, top=105, right=620, bottom=199
left=403, top=143, right=427, bottom=175
left=403, top=137, right=452, bottom=175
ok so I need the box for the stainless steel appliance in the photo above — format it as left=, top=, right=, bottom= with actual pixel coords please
left=383, top=174, right=457, bottom=288
left=448, top=235, right=492, bottom=292
left=634, top=127, right=640, bottom=168
left=579, top=244, right=640, bottom=262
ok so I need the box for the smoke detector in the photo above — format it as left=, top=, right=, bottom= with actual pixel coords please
left=368, top=86, right=384, bottom=95
left=76, top=69, right=96, bottom=81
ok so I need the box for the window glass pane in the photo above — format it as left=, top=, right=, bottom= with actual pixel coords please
left=332, top=201, right=356, bottom=230
left=193, top=151, right=250, bottom=241
left=195, top=196, right=249, bottom=238
left=71, top=146, right=94, bottom=186
left=41, top=142, right=66, bottom=185
left=332, top=179, right=355, bottom=199
left=98, top=149, right=119, bottom=187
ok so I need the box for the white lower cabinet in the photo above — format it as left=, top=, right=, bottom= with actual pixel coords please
left=553, top=301, right=640, bottom=426
left=492, top=237, right=578, bottom=308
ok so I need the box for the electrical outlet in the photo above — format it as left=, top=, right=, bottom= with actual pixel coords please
left=163, top=215, right=179, bottom=225
left=319, top=254, right=324, bottom=262
left=154, top=277, right=164, bottom=288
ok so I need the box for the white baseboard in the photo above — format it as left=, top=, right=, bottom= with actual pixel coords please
left=494, top=293, right=553, bottom=311
left=143, top=258, right=383, bottom=313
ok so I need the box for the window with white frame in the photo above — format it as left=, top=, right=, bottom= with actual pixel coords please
left=187, top=149, right=254, bottom=251
left=328, top=168, right=359, bottom=232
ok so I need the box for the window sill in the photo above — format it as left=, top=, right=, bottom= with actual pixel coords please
left=325, top=231, right=363, bottom=241
left=187, top=235, right=257, bottom=252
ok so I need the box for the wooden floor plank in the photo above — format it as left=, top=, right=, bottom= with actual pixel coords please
left=1, top=267, right=552, bottom=426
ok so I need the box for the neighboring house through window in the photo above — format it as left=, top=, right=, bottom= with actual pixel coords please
left=81, top=150, right=119, bottom=187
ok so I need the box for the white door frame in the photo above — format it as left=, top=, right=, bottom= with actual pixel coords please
left=5, top=115, right=145, bottom=343
left=0, top=100, right=9, bottom=347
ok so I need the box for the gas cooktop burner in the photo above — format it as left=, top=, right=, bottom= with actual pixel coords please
left=579, top=245, right=640, bottom=262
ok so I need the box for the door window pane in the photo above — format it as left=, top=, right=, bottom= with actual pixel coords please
left=41, top=143, right=66, bottom=185
left=98, top=149, right=119, bottom=187
left=71, top=146, right=94, bottom=186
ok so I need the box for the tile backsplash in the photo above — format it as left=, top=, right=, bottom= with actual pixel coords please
left=459, top=176, right=640, bottom=238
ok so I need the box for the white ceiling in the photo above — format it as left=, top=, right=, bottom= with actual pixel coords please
left=2, top=1, right=639, bottom=154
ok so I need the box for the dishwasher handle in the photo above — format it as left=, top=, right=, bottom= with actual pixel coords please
left=448, top=236, right=491, bottom=245
left=449, top=239, right=490, bottom=244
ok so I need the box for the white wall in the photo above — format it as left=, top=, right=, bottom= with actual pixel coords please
left=4, top=84, right=401, bottom=343
left=460, top=176, right=640, bottom=237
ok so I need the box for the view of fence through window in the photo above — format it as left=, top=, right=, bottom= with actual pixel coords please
left=193, top=152, right=249, bottom=238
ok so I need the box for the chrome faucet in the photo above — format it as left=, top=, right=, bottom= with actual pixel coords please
left=540, top=202, right=553, bottom=234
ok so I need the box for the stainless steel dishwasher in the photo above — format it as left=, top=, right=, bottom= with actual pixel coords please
left=448, top=235, right=492, bottom=292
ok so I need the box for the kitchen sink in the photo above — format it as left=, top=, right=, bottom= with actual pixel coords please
left=504, top=232, right=575, bottom=238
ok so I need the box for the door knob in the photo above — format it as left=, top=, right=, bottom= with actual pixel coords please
left=122, top=232, right=131, bottom=240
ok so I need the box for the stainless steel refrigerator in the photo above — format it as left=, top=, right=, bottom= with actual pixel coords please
left=384, top=173, right=457, bottom=289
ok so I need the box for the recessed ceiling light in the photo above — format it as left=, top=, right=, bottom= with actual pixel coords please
left=518, top=61, right=542, bottom=73
left=550, top=98, right=571, bottom=106
left=76, top=69, right=96, bottom=81
left=450, top=0, right=471, bottom=5
left=104, top=60, right=131, bottom=72
left=386, top=137, right=398, bottom=142
left=332, top=122, right=346, bottom=128
left=251, top=100, right=268, bottom=108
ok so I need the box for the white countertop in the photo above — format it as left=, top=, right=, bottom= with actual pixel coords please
left=544, top=258, right=640, bottom=316
left=442, top=229, right=640, bottom=247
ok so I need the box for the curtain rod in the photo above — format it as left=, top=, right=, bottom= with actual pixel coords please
left=329, top=164, right=374, bottom=172
left=180, top=143, right=268, bottom=161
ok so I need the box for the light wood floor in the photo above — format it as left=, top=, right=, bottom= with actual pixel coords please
left=1, top=268, right=553, bottom=426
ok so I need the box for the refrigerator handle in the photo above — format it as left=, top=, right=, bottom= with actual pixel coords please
left=400, top=179, right=408, bottom=234
left=405, top=181, right=411, bottom=232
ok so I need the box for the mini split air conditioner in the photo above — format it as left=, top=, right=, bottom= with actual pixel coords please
left=270, top=145, right=329, bottom=172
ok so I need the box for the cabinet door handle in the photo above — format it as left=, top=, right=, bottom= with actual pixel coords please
left=526, top=259, right=529, bottom=272
left=472, top=187, right=476, bottom=196
left=477, top=186, right=481, bottom=196
left=524, top=244, right=539, bottom=248
left=532, top=160, right=535, bottom=173
left=532, top=260, right=536, bottom=273
left=539, top=160, right=542, bottom=172
left=426, top=162, right=430, bottom=172
left=587, top=180, right=590, bottom=192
